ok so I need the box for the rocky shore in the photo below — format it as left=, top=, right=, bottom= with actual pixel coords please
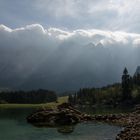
left=116, top=106, right=140, bottom=140
left=27, top=103, right=93, bottom=126
left=27, top=103, right=140, bottom=140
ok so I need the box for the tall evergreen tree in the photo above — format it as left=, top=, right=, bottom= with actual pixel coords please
left=133, top=66, right=140, bottom=86
left=121, top=67, right=132, bottom=101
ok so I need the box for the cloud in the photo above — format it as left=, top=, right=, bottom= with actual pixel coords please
left=0, top=24, right=140, bottom=91
left=133, top=39, right=140, bottom=45
left=1, top=0, right=140, bottom=32
left=32, top=0, right=140, bottom=32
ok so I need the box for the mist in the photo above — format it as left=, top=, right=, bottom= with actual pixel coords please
left=0, top=24, right=140, bottom=91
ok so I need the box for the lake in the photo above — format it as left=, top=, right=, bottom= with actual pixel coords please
left=0, top=107, right=127, bottom=140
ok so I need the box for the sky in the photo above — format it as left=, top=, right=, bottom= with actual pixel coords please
left=0, top=0, right=140, bottom=91
left=0, top=0, right=140, bottom=33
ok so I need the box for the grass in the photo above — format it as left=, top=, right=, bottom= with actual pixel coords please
left=0, top=96, right=68, bottom=109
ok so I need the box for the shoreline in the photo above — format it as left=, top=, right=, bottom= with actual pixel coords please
left=89, top=105, right=140, bottom=140
left=0, top=96, right=68, bottom=108
left=27, top=103, right=140, bottom=140
left=0, top=101, right=139, bottom=139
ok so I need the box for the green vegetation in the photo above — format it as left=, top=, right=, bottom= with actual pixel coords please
left=121, top=67, right=133, bottom=101
left=0, top=96, right=68, bottom=109
left=0, top=66, right=140, bottom=109
left=0, top=89, right=57, bottom=104
left=69, top=84, right=122, bottom=107
left=68, top=67, right=140, bottom=107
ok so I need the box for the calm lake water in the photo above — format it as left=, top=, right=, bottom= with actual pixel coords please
left=0, top=107, right=128, bottom=140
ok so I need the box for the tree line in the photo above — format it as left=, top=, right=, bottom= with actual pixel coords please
left=68, top=67, right=140, bottom=106
left=0, top=89, right=57, bottom=104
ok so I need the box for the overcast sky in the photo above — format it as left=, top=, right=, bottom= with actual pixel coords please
left=0, top=0, right=140, bottom=33
left=0, top=0, right=140, bottom=91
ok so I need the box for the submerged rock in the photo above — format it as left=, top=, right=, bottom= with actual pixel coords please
left=57, top=125, right=75, bottom=134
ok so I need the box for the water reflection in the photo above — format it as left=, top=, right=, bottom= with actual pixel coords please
left=0, top=108, right=122, bottom=140
left=57, top=125, right=75, bottom=134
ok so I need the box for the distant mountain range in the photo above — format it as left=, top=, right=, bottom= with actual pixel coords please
left=0, top=24, right=140, bottom=91
left=0, top=41, right=139, bottom=92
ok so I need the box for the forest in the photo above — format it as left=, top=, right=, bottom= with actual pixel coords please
left=68, top=67, right=140, bottom=107
left=0, top=67, right=140, bottom=106
left=0, top=89, right=57, bottom=104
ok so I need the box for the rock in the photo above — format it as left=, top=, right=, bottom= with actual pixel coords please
left=27, top=103, right=93, bottom=127
left=57, top=125, right=74, bottom=134
left=27, top=103, right=140, bottom=139
left=115, top=106, right=140, bottom=140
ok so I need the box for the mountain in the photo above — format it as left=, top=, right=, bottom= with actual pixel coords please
left=0, top=28, right=140, bottom=92
left=134, top=66, right=140, bottom=76
left=0, top=41, right=139, bottom=92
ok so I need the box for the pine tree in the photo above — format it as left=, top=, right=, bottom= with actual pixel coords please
left=121, top=67, right=132, bottom=101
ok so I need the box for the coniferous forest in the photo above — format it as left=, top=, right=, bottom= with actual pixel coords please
left=68, top=67, right=140, bottom=107
left=0, top=89, right=57, bottom=104
left=0, top=67, right=140, bottom=106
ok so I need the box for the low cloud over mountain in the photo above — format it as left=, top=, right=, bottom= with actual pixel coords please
left=0, top=24, right=140, bottom=91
